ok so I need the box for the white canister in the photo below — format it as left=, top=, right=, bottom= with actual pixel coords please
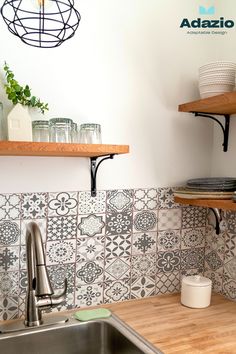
left=181, top=275, right=212, bottom=309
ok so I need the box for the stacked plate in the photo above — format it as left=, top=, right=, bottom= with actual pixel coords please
left=199, top=61, right=236, bottom=98
left=187, top=177, right=236, bottom=191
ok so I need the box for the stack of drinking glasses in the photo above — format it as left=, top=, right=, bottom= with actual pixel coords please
left=32, top=118, right=102, bottom=144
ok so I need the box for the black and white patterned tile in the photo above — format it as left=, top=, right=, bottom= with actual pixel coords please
left=204, top=270, right=223, bottom=294
left=104, top=279, right=130, bottom=303
left=19, top=270, right=27, bottom=294
left=0, top=220, right=21, bottom=246
left=205, top=250, right=223, bottom=271
left=46, top=240, right=76, bottom=265
left=0, top=194, right=21, bottom=220
left=77, top=236, right=105, bottom=262
left=0, top=296, right=18, bottom=320
left=47, top=216, right=77, bottom=241
left=78, top=214, right=105, bottom=237
left=0, top=271, right=19, bottom=296
left=76, top=260, right=104, bottom=285
left=107, top=190, right=133, bottom=213
left=158, top=188, right=176, bottom=209
left=157, top=229, right=180, bottom=251
left=133, top=210, right=157, bottom=232
left=181, top=227, right=205, bottom=249
left=182, top=206, right=207, bottom=229
left=105, top=257, right=131, bottom=281
left=157, top=251, right=181, bottom=273
left=48, top=192, right=77, bottom=217
left=48, top=263, right=75, bottom=289
left=131, top=276, right=155, bottom=299
left=156, top=271, right=180, bottom=294
left=21, top=193, right=48, bottom=219
left=131, top=254, right=156, bottom=277
left=78, top=191, right=106, bottom=214
left=225, top=210, right=236, bottom=234
left=158, top=209, right=181, bottom=230
left=132, top=232, right=156, bottom=255
left=181, top=248, right=205, bottom=271
left=105, top=234, right=132, bottom=258
left=133, top=189, right=158, bottom=211
left=224, top=232, right=236, bottom=262
left=106, top=212, right=132, bottom=235
left=0, top=246, right=20, bottom=272
left=75, top=283, right=104, bottom=307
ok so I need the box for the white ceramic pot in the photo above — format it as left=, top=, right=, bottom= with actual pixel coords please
left=181, top=275, right=212, bottom=309
left=7, top=103, right=32, bottom=141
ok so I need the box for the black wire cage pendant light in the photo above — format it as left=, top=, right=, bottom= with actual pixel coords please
left=1, top=0, right=81, bottom=48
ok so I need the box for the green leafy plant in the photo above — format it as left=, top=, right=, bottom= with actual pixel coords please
left=3, top=62, right=49, bottom=114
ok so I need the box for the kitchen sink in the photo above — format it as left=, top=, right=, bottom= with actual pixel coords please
left=0, top=313, right=163, bottom=354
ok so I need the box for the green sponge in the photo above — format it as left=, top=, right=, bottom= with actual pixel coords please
left=74, top=308, right=111, bottom=322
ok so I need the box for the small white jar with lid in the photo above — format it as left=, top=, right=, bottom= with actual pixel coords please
left=181, top=275, right=212, bottom=309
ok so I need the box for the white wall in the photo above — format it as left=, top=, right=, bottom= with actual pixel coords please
left=0, top=0, right=216, bottom=193
left=211, top=0, right=236, bottom=177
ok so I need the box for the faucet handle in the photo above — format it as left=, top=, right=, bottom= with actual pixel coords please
left=50, top=278, right=68, bottom=306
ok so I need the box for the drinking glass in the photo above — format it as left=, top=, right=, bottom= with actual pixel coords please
left=78, top=123, right=102, bottom=144
left=32, top=120, right=49, bottom=142
left=49, top=118, right=73, bottom=143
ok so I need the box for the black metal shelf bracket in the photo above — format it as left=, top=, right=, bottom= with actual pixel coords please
left=209, top=207, right=222, bottom=235
left=90, top=154, right=115, bottom=197
left=194, top=112, right=230, bottom=152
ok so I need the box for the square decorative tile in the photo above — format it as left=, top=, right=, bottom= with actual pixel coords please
left=0, top=194, right=21, bottom=220
left=47, top=216, right=77, bottom=241
left=132, top=232, right=156, bottom=255
left=105, top=257, right=131, bottom=281
left=0, top=220, right=21, bottom=246
left=225, top=210, right=236, bottom=233
left=78, top=214, right=105, bottom=237
left=76, top=260, right=104, bottom=285
left=0, top=246, right=20, bottom=272
left=131, top=254, right=156, bottom=277
left=21, top=193, right=48, bottom=219
left=0, top=271, right=19, bottom=296
left=107, top=190, right=133, bottom=213
left=105, top=234, right=132, bottom=258
left=78, top=191, right=106, bottom=214
left=19, top=270, right=27, bottom=294
left=75, top=283, right=103, bottom=307
left=104, top=279, right=130, bottom=303
left=133, top=189, right=158, bottom=211
left=224, top=257, right=236, bottom=279
left=19, top=245, right=27, bottom=270
left=46, top=239, right=76, bottom=265
left=133, top=210, right=157, bottom=232
left=158, top=188, right=176, bottom=209
left=156, top=272, right=180, bottom=294
left=181, top=227, right=206, bottom=250
left=223, top=279, right=236, bottom=300
left=0, top=296, right=18, bottom=320
left=48, top=192, right=78, bottom=217
left=157, top=251, right=181, bottom=273
left=106, top=212, right=132, bottom=235
left=131, top=276, right=155, bottom=299
left=51, top=287, right=75, bottom=312
left=48, top=263, right=75, bottom=289
left=157, top=229, right=180, bottom=251
left=205, top=250, right=223, bottom=271
left=18, top=294, right=26, bottom=318
left=181, top=248, right=205, bottom=271
left=224, top=232, right=236, bottom=261
left=204, top=270, right=223, bottom=294
left=182, top=206, right=207, bottom=229
left=158, top=209, right=181, bottom=230
left=21, top=219, right=47, bottom=245
left=77, top=236, right=105, bottom=262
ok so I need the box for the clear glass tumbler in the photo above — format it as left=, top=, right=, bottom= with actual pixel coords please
left=32, top=120, right=49, bottom=142
left=49, top=118, right=73, bottom=143
left=78, top=123, right=102, bottom=144
left=71, top=122, right=78, bottom=143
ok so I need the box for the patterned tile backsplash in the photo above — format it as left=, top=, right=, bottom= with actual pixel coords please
left=0, top=187, right=235, bottom=321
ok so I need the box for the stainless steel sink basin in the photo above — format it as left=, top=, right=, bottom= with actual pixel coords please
left=0, top=313, right=163, bottom=354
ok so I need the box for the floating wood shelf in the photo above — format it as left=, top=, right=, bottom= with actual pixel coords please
left=0, top=141, right=129, bottom=157
left=175, top=196, right=236, bottom=211
left=178, top=91, right=236, bottom=115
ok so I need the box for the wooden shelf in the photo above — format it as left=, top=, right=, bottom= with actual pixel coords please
left=179, top=91, right=236, bottom=115
left=175, top=196, right=236, bottom=210
left=0, top=141, right=129, bottom=157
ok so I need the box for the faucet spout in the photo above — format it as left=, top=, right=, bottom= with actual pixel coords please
left=24, top=222, right=67, bottom=327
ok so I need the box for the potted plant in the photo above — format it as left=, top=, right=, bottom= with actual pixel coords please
left=3, top=62, right=49, bottom=141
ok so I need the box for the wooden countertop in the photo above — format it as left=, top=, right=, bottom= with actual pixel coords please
left=105, top=293, right=236, bottom=354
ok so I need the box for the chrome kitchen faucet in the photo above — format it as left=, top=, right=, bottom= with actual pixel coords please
left=24, top=222, right=67, bottom=327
